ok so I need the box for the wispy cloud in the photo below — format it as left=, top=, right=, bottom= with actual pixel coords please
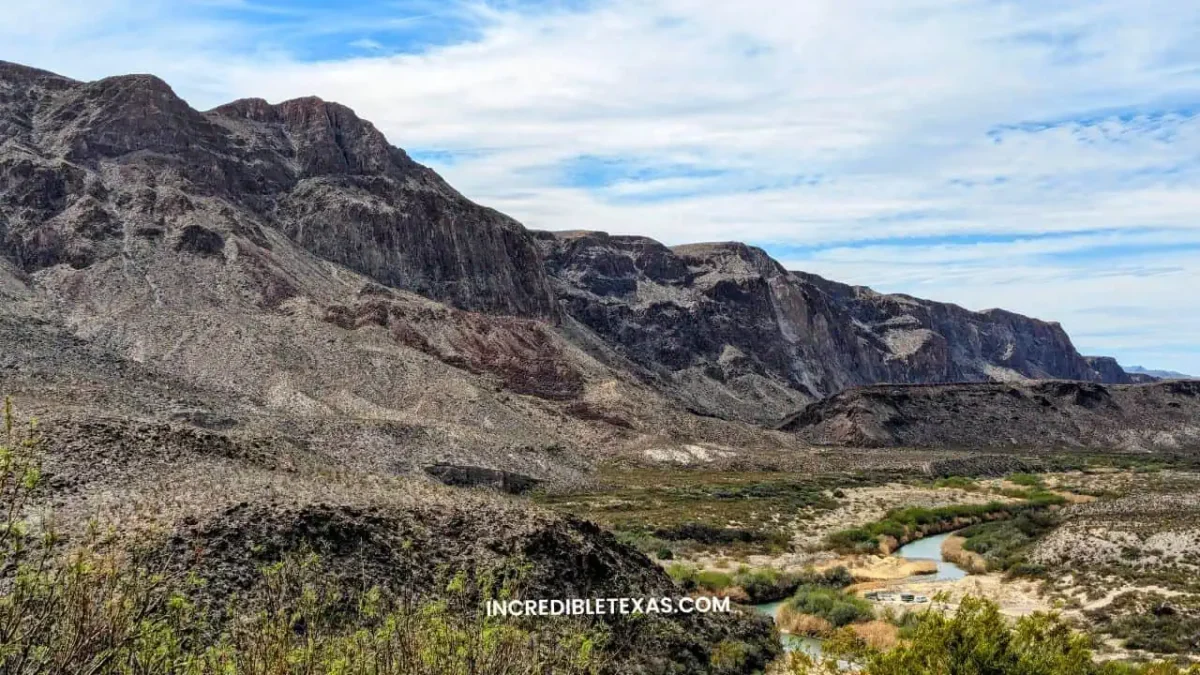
left=4, top=0, right=1200, bottom=372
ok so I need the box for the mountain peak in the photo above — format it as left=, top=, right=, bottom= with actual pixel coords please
left=0, top=61, right=558, bottom=319
left=0, top=60, right=77, bottom=86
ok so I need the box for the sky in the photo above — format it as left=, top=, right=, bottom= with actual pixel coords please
left=3, top=0, right=1200, bottom=374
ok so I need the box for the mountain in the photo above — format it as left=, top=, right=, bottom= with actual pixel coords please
left=779, top=380, right=1200, bottom=451
left=539, top=232, right=1131, bottom=423
left=0, top=61, right=786, bottom=672
left=1126, top=365, right=1195, bottom=380
left=0, top=60, right=1172, bottom=477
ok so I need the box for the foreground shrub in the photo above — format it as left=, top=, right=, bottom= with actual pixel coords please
left=771, top=596, right=1200, bottom=675
left=0, top=399, right=606, bottom=675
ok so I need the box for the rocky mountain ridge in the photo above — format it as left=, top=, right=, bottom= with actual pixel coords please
left=0, top=61, right=1159, bottom=470
left=778, top=379, right=1200, bottom=452
left=1126, top=365, right=1194, bottom=380
left=536, top=230, right=1128, bottom=422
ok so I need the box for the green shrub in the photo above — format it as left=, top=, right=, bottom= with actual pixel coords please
left=694, top=570, right=734, bottom=591
left=667, top=562, right=696, bottom=586
left=1007, top=473, right=1045, bottom=487
left=0, top=399, right=607, bottom=675
left=825, top=496, right=1066, bottom=553
left=958, top=509, right=1060, bottom=573
left=776, top=596, right=1200, bottom=674
left=731, top=567, right=812, bottom=603
left=785, top=586, right=873, bottom=627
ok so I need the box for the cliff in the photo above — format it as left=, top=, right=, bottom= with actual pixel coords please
left=0, top=61, right=1147, bottom=459
left=535, top=230, right=1125, bottom=422
left=0, top=61, right=555, bottom=319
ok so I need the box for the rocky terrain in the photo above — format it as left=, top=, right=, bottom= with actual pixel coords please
left=0, top=59, right=1170, bottom=485
left=3, top=60, right=1198, bottom=671
left=536, top=231, right=1131, bottom=424
left=779, top=380, right=1200, bottom=452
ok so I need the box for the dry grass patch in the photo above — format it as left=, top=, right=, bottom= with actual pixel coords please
left=850, top=620, right=900, bottom=650
left=942, top=535, right=988, bottom=574
left=776, top=606, right=834, bottom=636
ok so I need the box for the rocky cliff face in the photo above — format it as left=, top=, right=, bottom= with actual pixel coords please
left=778, top=380, right=1200, bottom=452
left=1, top=61, right=1139, bottom=454
left=535, top=231, right=1122, bottom=422
left=1, top=60, right=801, bottom=483
left=0, top=61, right=555, bottom=319
left=1085, top=356, right=1136, bottom=384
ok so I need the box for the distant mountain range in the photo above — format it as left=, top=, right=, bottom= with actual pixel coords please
left=1125, top=365, right=1196, bottom=380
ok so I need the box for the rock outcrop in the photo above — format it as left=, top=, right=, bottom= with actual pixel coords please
left=1085, top=356, right=1135, bottom=384
left=536, top=231, right=1123, bottom=422
left=779, top=380, right=1200, bottom=451
left=0, top=61, right=555, bottom=319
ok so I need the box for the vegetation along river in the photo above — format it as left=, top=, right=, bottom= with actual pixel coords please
left=753, top=531, right=969, bottom=654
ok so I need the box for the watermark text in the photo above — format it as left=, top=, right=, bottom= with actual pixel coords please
left=486, top=596, right=731, bottom=617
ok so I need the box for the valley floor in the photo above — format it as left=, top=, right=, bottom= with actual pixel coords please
left=533, top=458, right=1200, bottom=666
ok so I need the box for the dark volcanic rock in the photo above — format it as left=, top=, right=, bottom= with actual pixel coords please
left=926, top=454, right=1049, bottom=478
left=779, top=380, right=1200, bottom=452
left=424, top=463, right=542, bottom=494
left=1085, top=356, right=1134, bottom=384
left=0, top=61, right=555, bottom=319
left=174, top=224, right=225, bottom=257
left=151, top=501, right=780, bottom=675
left=535, top=230, right=1121, bottom=422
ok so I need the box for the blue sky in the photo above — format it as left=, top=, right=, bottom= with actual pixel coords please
left=4, top=0, right=1200, bottom=374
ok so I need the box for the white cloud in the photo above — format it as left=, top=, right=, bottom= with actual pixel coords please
left=3, top=0, right=1200, bottom=371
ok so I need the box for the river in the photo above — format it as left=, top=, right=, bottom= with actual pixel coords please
left=753, top=530, right=968, bottom=655
left=893, top=531, right=968, bottom=581
left=752, top=600, right=825, bottom=658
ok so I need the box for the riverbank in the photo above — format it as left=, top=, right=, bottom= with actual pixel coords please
left=940, top=533, right=989, bottom=574
left=754, top=529, right=971, bottom=659
left=855, top=529, right=1050, bottom=617
left=825, top=493, right=1066, bottom=555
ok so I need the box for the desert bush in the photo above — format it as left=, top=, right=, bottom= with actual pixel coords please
left=1007, top=473, right=1045, bottom=488
left=0, top=399, right=605, bottom=675
left=826, top=495, right=1066, bottom=553
left=770, top=596, right=1200, bottom=675
left=666, top=562, right=696, bottom=586
left=958, top=508, right=1060, bottom=573
left=1086, top=592, right=1200, bottom=655
left=731, top=567, right=804, bottom=604
left=784, top=586, right=872, bottom=628
left=848, top=621, right=899, bottom=651
left=694, top=570, right=734, bottom=591
left=775, top=606, right=833, bottom=636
